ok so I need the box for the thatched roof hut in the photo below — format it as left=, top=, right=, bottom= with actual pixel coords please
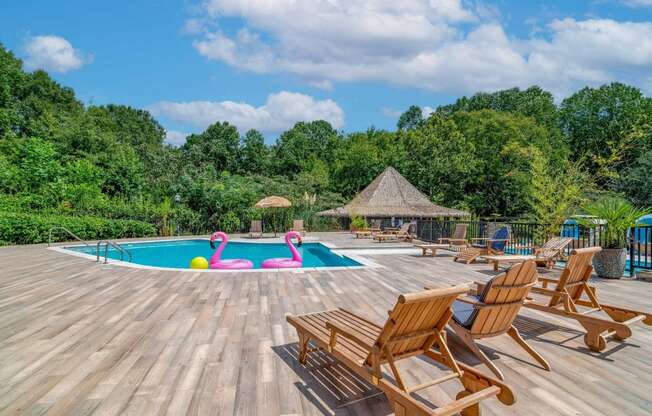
left=317, top=167, right=469, bottom=218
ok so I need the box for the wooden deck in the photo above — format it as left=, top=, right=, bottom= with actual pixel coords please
left=1, top=233, right=652, bottom=415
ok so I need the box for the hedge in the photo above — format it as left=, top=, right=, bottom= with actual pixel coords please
left=0, top=212, right=157, bottom=245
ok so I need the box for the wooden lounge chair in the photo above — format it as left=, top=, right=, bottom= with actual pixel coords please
left=374, top=222, right=415, bottom=243
left=438, top=223, right=469, bottom=249
left=287, top=285, right=515, bottom=416
left=249, top=220, right=263, bottom=238
left=524, top=247, right=652, bottom=352
left=454, top=226, right=510, bottom=264
left=293, top=219, right=306, bottom=236
left=432, top=261, right=550, bottom=380
left=413, top=243, right=451, bottom=257
left=532, top=236, right=573, bottom=268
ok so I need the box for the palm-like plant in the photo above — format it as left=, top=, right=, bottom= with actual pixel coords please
left=581, top=197, right=650, bottom=249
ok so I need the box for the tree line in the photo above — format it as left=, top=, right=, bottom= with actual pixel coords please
left=1, top=43, right=651, bottom=244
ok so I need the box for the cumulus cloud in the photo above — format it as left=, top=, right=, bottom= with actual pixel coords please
left=149, top=91, right=344, bottom=134
left=188, top=0, right=652, bottom=96
left=24, top=35, right=90, bottom=73
left=164, top=130, right=189, bottom=146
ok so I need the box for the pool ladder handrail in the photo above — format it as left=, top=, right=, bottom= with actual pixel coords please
left=48, top=227, right=94, bottom=250
left=96, top=240, right=133, bottom=264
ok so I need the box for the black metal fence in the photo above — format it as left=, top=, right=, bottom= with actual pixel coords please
left=416, top=219, right=652, bottom=270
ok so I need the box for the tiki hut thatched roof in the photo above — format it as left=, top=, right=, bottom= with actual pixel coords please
left=317, top=167, right=469, bottom=218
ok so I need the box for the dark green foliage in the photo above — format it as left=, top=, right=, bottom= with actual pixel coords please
left=559, top=83, right=652, bottom=180
left=0, top=211, right=156, bottom=244
left=397, top=105, right=424, bottom=131
left=617, top=151, right=652, bottom=207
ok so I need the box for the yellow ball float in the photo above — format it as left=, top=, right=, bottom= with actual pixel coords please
left=189, top=256, right=209, bottom=269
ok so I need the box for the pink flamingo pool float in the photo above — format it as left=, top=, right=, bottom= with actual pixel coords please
left=261, top=231, right=303, bottom=269
left=209, top=231, right=253, bottom=270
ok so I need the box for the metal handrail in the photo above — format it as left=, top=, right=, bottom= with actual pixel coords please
left=48, top=227, right=94, bottom=250
left=96, top=240, right=133, bottom=264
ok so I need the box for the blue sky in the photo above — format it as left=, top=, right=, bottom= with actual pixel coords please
left=2, top=0, right=652, bottom=145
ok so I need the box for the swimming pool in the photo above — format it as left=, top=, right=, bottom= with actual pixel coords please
left=65, top=239, right=362, bottom=270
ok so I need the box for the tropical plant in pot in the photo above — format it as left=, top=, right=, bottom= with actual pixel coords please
left=580, top=197, right=650, bottom=279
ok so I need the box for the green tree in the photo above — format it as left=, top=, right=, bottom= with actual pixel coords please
left=332, top=132, right=385, bottom=197
left=397, top=105, right=424, bottom=131
left=617, top=150, right=652, bottom=207
left=239, top=129, right=269, bottom=174
left=451, top=110, right=554, bottom=216
left=559, top=83, right=652, bottom=181
left=399, top=115, right=475, bottom=207
left=183, top=121, right=241, bottom=173
left=271, top=120, right=341, bottom=175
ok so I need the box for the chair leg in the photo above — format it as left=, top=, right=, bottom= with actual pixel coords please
left=451, top=324, right=505, bottom=381
left=506, top=326, right=551, bottom=371
left=298, top=331, right=310, bottom=364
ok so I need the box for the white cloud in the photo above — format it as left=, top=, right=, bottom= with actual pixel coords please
left=188, top=0, right=652, bottom=96
left=620, top=0, right=652, bottom=7
left=24, top=35, right=90, bottom=73
left=422, top=106, right=436, bottom=118
left=164, top=130, right=189, bottom=146
left=149, top=91, right=344, bottom=134
left=381, top=107, right=402, bottom=118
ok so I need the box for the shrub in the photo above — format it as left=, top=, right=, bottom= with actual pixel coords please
left=0, top=212, right=157, bottom=244
left=350, top=215, right=368, bottom=230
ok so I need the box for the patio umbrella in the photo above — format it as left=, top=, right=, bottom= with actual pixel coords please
left=255, top=196, right=292, bottom=236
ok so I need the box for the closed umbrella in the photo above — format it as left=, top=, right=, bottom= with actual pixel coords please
left=255, top=196, right=292, bottom=237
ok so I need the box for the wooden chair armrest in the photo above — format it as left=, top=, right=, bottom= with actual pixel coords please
left=437, top=237, right=451, bottom=243
left=326, top=320, right=374, bottom=351
left=455, top=295, right=481, bottom=305
left=448, top=238, right=468, bottom=244
left=472, top=281, right=486, bottom=296
left=537, top=276, right=560, bottom=284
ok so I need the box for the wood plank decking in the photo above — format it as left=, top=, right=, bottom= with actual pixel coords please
left=1, top=233, right=651, bottom=415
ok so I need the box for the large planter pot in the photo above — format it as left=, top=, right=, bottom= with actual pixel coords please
left=592, top=248, right=627, bottom=279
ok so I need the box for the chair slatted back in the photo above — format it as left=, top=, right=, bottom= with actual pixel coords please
left=549, top=247, right=601, bottom=306
left=371, top=285, right=469, bottom=363
left=453, top=224, right=468, bottom=240
left=539, top=237, right=573, bottom=258
left=469, top=261, right=538, bottom=337
left=251, top=220, right=262, bottom=233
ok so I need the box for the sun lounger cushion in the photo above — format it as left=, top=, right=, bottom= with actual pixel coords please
left=472, top=226, right=509, bottom=251
left=451, top=276, right=497, bottom=328
left=452, top=295, right=481, bottom=328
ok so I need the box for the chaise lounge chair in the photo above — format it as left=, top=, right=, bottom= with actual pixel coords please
left=454, top=226, right=510, bottom=264
left=293, top=219, right=306, bottom=236
left=249, top=220, right=263, bottom=238
left=286, top=285, right=515, bottom=416
left=481, top=236, right=575, bottom=271
left=430, top=260, right=550, bottom=380
left=438, top=223, right=469, bottom=249
left=374, top=222, right=415, bottom=242
left=524, top=247, right=652, bottom=352
left=414, top=224, right=469, bottom=256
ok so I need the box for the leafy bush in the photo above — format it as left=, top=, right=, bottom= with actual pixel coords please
left=0, top=212, right=157, bottom=244
left=350, top=215, right=368, bottom=230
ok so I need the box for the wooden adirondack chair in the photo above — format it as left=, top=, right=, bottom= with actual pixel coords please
left=249, top=220, right=263, bottom=238
left=532, top=237, right=573, bottom=268
left=293, top=219, right=306, bottom=236
left=438, top=223, right=469, bottom=248
left=524, top=247, right=652, bottom=352
left=454, top=226, right=510, bottom=264
left=287, top=286, right=516, bottom=416
left=434, top=261, right=550, bottom=380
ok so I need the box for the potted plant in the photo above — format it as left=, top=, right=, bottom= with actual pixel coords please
left=349, top=214, right=368, bottom=232
left=581, top=197, right=649, bottom=279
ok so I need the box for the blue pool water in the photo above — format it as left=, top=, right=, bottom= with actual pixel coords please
left=67, top=239, right=361, bottom=269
